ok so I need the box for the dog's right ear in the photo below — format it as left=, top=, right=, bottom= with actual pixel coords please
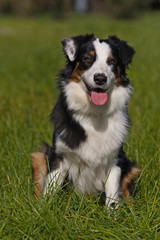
left=61, top=34, right=94, bottom=62
left=61, top=37, right=77, bottom=62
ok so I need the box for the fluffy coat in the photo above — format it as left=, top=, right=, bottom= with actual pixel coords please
left=31, top=34, right=139, bottom=208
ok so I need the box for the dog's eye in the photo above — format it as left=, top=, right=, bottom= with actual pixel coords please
left=107, top=57, right=115, bottom=65
left=82, top=56, right=93, bottom=63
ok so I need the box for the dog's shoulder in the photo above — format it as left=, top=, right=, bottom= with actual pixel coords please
left=50, top=94, right=87, bottom=149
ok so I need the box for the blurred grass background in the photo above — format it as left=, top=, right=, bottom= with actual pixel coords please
left=0, top=3, right=160, bottom=239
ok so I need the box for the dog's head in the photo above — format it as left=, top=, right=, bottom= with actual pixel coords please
left=61, top=34, right=135, bottom=113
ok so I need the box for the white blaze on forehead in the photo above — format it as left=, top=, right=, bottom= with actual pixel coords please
left=93, top=38, right=111, bottom=62
left=81, top=38, right=114, bottom=89
left=87, top=38, right=113, bottom=77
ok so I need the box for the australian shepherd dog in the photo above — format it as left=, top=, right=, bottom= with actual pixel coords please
left=31, top=34, right=140, bottom=208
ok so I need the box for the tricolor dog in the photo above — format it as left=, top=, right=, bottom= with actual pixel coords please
left=31, top=34, right=139, bottom=208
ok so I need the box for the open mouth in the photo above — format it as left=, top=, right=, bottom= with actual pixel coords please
left=84, top=82, right=108, bottom=106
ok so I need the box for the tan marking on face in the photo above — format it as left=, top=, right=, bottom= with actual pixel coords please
left=120, top=167, right=140, bottom=207
left=89, top=50, right=95, bottom=56
left=69, top=62, right=84, bottom=83
left=31, top=152, right=47, bottom=200
left=108, top=52, right=112, bottom=57
left=115, top=66, right=122, bottom=87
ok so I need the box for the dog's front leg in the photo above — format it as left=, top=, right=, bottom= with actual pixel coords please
left=43, top=161, right=66, bottom=196
left=105, top=165, right=121, bottom=209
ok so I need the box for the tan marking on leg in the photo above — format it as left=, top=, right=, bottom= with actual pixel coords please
left=121, top=167, right=140, bottom=207
left=31, top=152, right=47, bottom=200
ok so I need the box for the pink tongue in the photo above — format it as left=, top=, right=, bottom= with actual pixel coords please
left=91, top=91, right=108, bottom=105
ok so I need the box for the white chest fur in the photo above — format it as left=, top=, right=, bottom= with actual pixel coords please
left=55, top=82, right=131, bottom=194
left=56, top=108, right=128, bottom=194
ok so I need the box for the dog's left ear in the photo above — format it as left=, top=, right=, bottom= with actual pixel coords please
left=108, top=35, right=135, bottom=68
left=61, top=34, right=94, bottom=62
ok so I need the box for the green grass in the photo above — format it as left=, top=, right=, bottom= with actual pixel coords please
left=0, top=11, right=160, bottom=239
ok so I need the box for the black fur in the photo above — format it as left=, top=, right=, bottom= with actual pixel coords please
left=107, top=35, right=135, bottom=68
left=50, top=94, right=87, bottom=150
left=43, top=142, right=63, bottom=172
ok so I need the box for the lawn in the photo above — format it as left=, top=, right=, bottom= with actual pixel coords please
left=0, top=11, right=160, bottom=239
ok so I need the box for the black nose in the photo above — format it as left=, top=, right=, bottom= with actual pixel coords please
left=94, top=73, right=107, bottom=86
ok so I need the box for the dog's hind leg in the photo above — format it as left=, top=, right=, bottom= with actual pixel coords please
left=31, top=152, right=48, bottom=200
left=31, top=151, right=66, bottom=198
left=117, top=146, right=140, bottom=206
left=120, top=166, right=140, bottom=205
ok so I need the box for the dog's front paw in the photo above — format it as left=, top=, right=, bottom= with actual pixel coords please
left=105, top=196, right=120, bottom=210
